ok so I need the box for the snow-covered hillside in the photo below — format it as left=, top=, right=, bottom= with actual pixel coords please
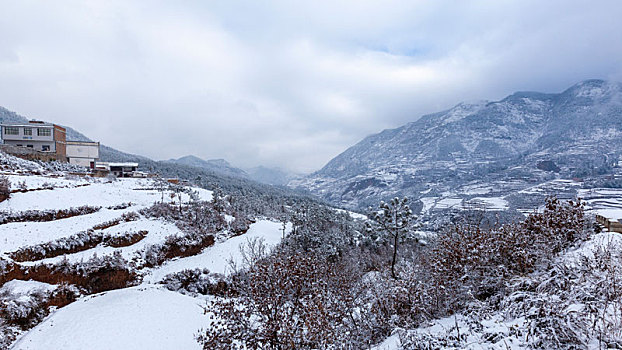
left=293, top=79, right=622, bottom=210
left=372, top=227, right=622, bottom=350
left=11, top=286, right=212, bottom=350
left=0, top=152, right=292, bottom=349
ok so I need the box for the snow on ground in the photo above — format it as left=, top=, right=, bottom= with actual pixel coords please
left=0, top=178, right=160, bottom=211
left=11, top=285, right=211, bottom=350
left=334, top=208, right=367, bottom=220
left=594, top=208, right=622, bottom=220
left=0, top=280, right=56, bottom=296
left=192, top=188, right=213, bottom=202
left=18, top=218, right=185, bottom=266
left=372, top=311, right=534, bottom=349
left=419, top=197, right=439, bottom=214
left=373, top=333, right=401, bottom=350
left=566, top=231, right=622, bottom=263
left=420, top=197, right=464, bottom=212
left=0, top=176, right=212, bottom=257
left=0, top=208, right=135, bottom=256
left=519, top=179, right=582, bottom=195
left=465, top=196, right=509, bottom=211
left=4, top=174, right=91, bottom=191
left=579, top=188, right=622, bottom=221
left=460, top=184, right=494, bottom=195
left=143, top=220, right=291, bottom=283
left=0, top=176, right=212, bottom=213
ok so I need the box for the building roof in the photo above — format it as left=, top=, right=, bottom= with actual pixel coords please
left=108, top=162, right=139, bottom=167
left=1, top=121, right=65, bottom=131
left=66, top=141, right=100, bottom=146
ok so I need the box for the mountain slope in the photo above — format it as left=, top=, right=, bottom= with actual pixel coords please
left=0, top=106, right=316, bottom=203
left=0, top=106, right=90, bottom=143
left=245, top=166, right=295, bottom=186
left=292, top=79, right=622, bottom=209
left=167, top=155, right=249, bottom=179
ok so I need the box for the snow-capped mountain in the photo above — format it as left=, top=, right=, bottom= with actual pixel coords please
left=291, top=79, right=622, bottom=209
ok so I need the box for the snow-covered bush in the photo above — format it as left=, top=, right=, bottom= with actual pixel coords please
left=0, top=151, right=44, bottom=173
left=0, top=289, right=49, bottom=330
left=139, top=232, right=215, bottom=268
left=9, top=217, right=144, bottom=262
left=285, top=202, right=361, bottom=260
left=229, top=216, right=251, bottom=235
left=0, top=176, right=10, bottom=202
left=197, top=250, right=363, bottom=349
left=160, top=269, right=228, bottom=296
left=2, top=252, right=137, bottom=296
left=141, top=202, right=227, bottom=236
left=103, top=230, right=148, bottom=248
left=0, top=282, right=77, bottom=337
left=0, top=205, right=101, bottom=225
left=57, top=252, right=137, bottom=293
left=498, top=239, right=622, bottom=348
left=426, top=197, right=588, bottom=315
left=37, top=160, right=88, bottom=173
left=107, top=202, right=133, bottom=210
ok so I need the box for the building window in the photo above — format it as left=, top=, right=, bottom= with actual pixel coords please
left=4, top=127, right=19, bottom=135
left=16, top=144, right=22, bottom=147
left=23, top=128, right=32, bottom=136
left=37, top=128, right=51, bottom=137
left=26, top=145, right=34, bottom=148
left=42, top=145, right=50, bottom=151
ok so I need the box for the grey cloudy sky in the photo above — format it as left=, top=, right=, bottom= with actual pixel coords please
left=1, top=1, right=621, bottom=173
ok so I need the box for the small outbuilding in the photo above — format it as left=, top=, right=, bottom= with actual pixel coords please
left=108, top=163, right=139, bottom=177
left=66, top=141, right=100, bottom=168
left=94, top=162, right=139, bottom=177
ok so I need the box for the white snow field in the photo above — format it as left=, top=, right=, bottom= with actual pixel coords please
left=6, top=218, right=286, bottom=350
left=0, top=280, right=56, bottom=296
left=0, top=162, right=291, bottom=349
left=579, top=187, right=622, bottom=221
left=0, top=175, right=211, bottom=258
left=11, top=286, right=211, bottom=350
left=18, top=219, right=186, bottom=266
left=0, top=176, right=211, bottom=212
left=144, top=220, right=291, bottom=282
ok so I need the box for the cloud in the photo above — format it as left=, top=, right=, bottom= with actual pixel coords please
left=0, top=0, right=621, bottom=172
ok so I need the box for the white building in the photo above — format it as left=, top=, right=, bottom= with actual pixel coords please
left=66, top=141, right=100, bottom=168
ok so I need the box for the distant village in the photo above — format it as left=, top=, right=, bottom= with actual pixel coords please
left=0, top=120, right=145, bottom=178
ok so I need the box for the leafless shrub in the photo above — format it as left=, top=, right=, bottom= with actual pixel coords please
left=160, top=269, right=229, bottom=296
left=0, top=176, right=10, bottom=201
left=138, top=233, right=215, bottom=268
left=197, top=249, right=364, bottom=349
left=0, top=205, right=101, bottom=225
left=425, top=197, right=588, bottom=315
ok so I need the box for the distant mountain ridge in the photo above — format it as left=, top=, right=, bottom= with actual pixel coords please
left=291, top=79, right=622, bottom=209
left=167, top=155, right=249, bottom=179
left=167, top=155, right=297, bottom=186
left=0, top=106, right=313, bottom=201
left=0, top=106, right=93, bottom=143
left=245, top=166, right=296, bottom=186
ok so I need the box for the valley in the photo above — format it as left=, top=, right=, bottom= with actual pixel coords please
left=2, top=80, right=622, bottom=349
